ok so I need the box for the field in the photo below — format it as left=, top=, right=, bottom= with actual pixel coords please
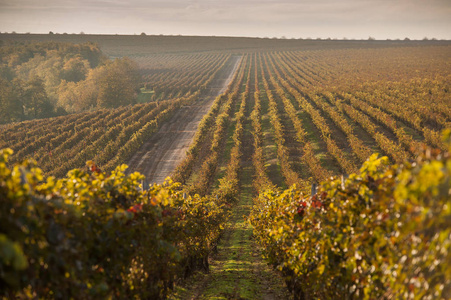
left=1, top=34, right=450, bottom=299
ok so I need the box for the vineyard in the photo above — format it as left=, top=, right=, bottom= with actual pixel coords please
left=0, top=53, right=236, bottom=178
left=1, top=39, right=451, bottom=299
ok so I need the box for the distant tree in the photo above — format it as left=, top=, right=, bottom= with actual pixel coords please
left=368, top=36, right=376, bottom=41
left=23, top=76, right=53, bottom=118
left=0, top=78, right=23, bottom=123
left=404, top=37, right=410, bottom=41
left=80, top=31, right=85, bottom=35
left=49, top=31, right=54, bottom=35
left=93, top=58, right=139, bottom=109
left=62, top=56, right=90, bottom=82
left=0, top=65, right=14, bottom=81
left=140, top=32, right=146, bottom=36
left=57, top=80, right=93, bottom=113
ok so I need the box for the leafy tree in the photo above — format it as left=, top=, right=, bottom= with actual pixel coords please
left=23, top=76, right=53, bottom=118
left=61, top=56, right=90, bottom=82
left=94, top=58, right=139, bottom=109
left=0, top=78, right=22, bottom=123
left=56, top=80, right=80, bottom=113
left=57, top=79, right=97, bottom=113
left=0, top=65, right=14, bottom=81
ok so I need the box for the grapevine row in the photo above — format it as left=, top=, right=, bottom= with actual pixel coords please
left=190, top=56, right=248, bottom=195
left=250, top=133, right=451, bottom=299
left=258, top=53, right=301, bottom=186
left=265, top=53, right=358, bottom=175
left=172, top=56, right=244, bottom=184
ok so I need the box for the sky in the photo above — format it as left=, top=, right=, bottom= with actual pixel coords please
left=1, top=0, right=450, bottom=40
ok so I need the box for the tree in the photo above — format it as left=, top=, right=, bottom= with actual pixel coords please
left=0, top=65, right=15, bottom=81
left=94, top=58, right=139, bottom=109
left=23, top=76, right=53, bottom=118
left=0, top=78, right=23, bottom=123
left=57, top=80, right=79, bottom=113
left=62, top=56, right=90, bottom=82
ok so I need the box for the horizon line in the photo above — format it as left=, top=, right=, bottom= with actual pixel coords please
left=1, top=32, right=450, bottom=42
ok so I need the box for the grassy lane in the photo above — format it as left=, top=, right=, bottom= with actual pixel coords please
left=169, top=165, right=290, bottom=299
left=169, top=192, right=290, bottom=299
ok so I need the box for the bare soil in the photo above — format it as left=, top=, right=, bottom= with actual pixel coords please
left=126, top=56, right=241, bottom=184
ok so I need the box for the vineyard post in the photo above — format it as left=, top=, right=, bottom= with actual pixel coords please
left=341, top=174, right=348, bottom=190
left=341, top=174, right=345, bottom=190
left=19, top=167, right=28, bottom=185
left=311, top=183, right=317, bottom=196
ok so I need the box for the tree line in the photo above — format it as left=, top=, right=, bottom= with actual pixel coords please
left=0, top=41, right=140, bottom=124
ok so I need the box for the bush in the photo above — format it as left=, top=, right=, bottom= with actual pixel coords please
left=0, top=150, right=227, bottom=299
left=250, top=130, right=451, bottom=299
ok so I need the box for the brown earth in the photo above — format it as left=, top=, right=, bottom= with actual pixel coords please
left=126, top=56, right=242, bottom=184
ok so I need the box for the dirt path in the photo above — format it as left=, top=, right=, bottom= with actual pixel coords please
left=126, top=56, right=241, bottom=184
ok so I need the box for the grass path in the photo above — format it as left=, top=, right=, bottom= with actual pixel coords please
left=169, top=186, right=290, bottom=300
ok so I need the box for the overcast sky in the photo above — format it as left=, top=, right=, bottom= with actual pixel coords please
left=1, top=0, right=450, bottom=39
